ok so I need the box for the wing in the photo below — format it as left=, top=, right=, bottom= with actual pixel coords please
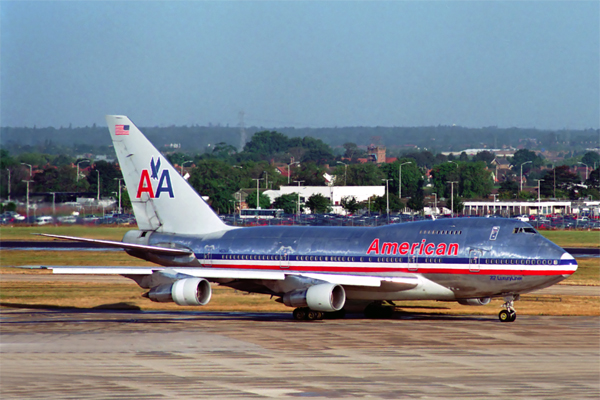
left=28, top=265, right=419, bottom=290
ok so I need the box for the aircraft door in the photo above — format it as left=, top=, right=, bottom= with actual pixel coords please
left=408, top=256, right=418, bottom=272
left=469, top=249, right=481, bottom=272
left=277, top=246, right=292, bottom=269
left=203, top=245, right=215, bottom=267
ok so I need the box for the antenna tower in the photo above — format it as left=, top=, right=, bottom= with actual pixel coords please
left=238, top=111, right=247, bottom=152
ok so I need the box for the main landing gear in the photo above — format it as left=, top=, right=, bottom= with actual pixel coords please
left=498, top=295, right=519, bottom=323
left=293, top=307, right=324, bottom=321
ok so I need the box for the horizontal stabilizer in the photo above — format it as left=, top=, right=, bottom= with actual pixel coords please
left=37, top=234, right=193, bottom=256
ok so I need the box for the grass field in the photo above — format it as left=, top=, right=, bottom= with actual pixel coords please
left=0, top=225, right=132, bottom=241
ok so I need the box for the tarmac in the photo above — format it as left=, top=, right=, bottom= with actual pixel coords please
left=1, top=306, right=599, bottom=399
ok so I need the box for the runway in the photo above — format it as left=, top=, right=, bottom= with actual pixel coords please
left=1, top=308, right=598, bottom=399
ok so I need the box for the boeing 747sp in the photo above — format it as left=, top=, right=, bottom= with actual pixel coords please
left=41, top=116, right=577, bottom=322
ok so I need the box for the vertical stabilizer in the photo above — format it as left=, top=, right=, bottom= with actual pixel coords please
left=106, top=115, right=232, bottom=235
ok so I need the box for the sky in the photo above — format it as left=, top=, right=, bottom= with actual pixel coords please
left=1, top=1, right=599, bottom=130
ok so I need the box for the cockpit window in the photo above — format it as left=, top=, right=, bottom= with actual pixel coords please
left=513, top=227, right=537, bottom=234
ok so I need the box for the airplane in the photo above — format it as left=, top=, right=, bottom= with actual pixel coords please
left=39, top=115, right=578, bottom=322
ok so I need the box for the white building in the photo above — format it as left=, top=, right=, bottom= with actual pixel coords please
left=264, top=186, right=386, bottom=214
left=462, top=200, right=573, bottom=216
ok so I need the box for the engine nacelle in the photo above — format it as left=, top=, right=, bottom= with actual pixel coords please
left=457, top=297, right=491, bottom=306
left=283, top=283, right=346, bottom=312
left=147, top=278, right=212, bottom=306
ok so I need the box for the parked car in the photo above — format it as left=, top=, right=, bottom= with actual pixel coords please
left=35, top=216, right=54, bottom=225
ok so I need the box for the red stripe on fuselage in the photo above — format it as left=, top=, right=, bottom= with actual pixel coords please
left=197, top=263, right=575, bottom=276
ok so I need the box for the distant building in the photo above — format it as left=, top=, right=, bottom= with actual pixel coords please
left=367, top=145, right=386, bottom=164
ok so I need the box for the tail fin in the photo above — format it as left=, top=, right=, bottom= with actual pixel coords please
left=106, top=115, right=232, bottom=235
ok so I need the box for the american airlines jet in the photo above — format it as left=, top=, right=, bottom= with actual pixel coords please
left=42, top=116, right=578, bottom=322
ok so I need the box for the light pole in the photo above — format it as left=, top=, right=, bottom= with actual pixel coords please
left=76, top=159, right=90, bottom=182
left=114, top=178, right=123, bottom=214
left=382, top=179, right=390, bottom=224
left=287, top=161, right=299, bottom=184
left=251, top=178, right=263, bottom=209
left=263, top=171, right=268, bottom=188
left=96, top=170, right=100, bottom=201
left=50, top=192, right=56, bottom=216
left=180, top=160, right=193, bottom=175
left=535, top=179, right=544, bottom=202
left=293, top=180, right=304, bottom=217
left=449, top=181, right=458, bottom=218
left=520, top=161, right=532, bottom=193
left=552, top=164, right=556, bottom=199
left=6, top=168, right=10, bottom=201
left=433, top=192, right=437, bottom=216
left=399, top=161, right=413, bottom=201
left=20, top=163, right=32, bottom=219
left=337, top=161, right=348, bottom=185
left=577, top=162, right=589, bottom=180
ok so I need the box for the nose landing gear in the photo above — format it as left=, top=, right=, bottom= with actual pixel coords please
left=499, top=295, right=519, bottom=322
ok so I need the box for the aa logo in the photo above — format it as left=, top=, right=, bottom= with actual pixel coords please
left=136, top=157, right=174, bottom=198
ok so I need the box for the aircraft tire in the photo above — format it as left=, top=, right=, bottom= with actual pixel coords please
left=509, top=311, right=517, bottom=322
left=499, top=310, right=512, bottom=322
left=307, top=310, right=317, bottom=320
left=293, top=307, right=307, bottom=321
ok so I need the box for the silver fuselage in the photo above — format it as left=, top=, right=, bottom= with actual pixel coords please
left=124, top=217, right=577, bottom=302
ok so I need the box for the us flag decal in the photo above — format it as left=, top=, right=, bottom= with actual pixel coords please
left=115, top=124, right=130, bottom=135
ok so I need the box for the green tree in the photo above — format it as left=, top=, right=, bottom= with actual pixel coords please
left=243, top=131, right=290, bottom=161
left=498, top=179, right=518, bottom=200
left=188, top=159, right=241, bottom=213
left=346, top=163, right=384, bottom=186
left=460, top=162, right=493, bottom=198
left=340, top=196, right=361, bottom=214
left=88, top=161, right=122, bottom=197
left=380, top=160, right=422, bottom=199
left=472, top=151, right=495, bottom=168
left=581, top=152, right=600, bottom=169
left=246, top=191, right=271, bottom=210
left=305, top=193, right=332, bottom=214
left=451, top=195, right=464, bottom=214
left=166, top=152, right=193, bottom=167
left=32, top=165, right=88, bottom=193
left=510, top=149, right=544, bottom=173
left=273, top=193, right=299, bottom=214
left=294, top=162, right=326, bottom=186
left=539, top=166, right=580, bottom=198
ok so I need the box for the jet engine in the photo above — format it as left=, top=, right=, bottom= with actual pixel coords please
left=147, top=278, right=212, bottom=306
left=457, top=297, right=491, bottom=306
left=283, top=283, right=346, bottom=312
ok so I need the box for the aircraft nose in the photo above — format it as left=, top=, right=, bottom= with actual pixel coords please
left=560, top=251, right=578, bottom=276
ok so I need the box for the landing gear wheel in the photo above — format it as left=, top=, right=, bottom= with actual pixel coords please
left=499, top=295, right=519, bottom=323
left=293, top=307, right=307, bottom=321
left=306, top=310, right=317, bottom=320
left=499, top=309, right=511, bottom=322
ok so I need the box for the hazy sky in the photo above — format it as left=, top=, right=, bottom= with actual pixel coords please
left=1, top=1, right=598, bottom=129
